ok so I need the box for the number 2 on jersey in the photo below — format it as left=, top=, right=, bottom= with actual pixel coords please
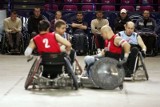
left=43, top=38, right=50, bottom=48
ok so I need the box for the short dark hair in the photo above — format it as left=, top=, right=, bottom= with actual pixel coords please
left=96, top=11, right=103, bottom=15
left=54, top=20, right=66, bottom=29
left=77, top=11, right=83, bottom=15
left=10, top=10, right=17, bottom=15
left=38, top=20, right=50, bottom=32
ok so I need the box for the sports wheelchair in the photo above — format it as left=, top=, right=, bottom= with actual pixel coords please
left=125, top=51, right=149, bottom=81
left=1, top=32, right=24, bottom=54
left=24, top=53, right=80, bottom=90
left=81, top=57, right=125, bottom=90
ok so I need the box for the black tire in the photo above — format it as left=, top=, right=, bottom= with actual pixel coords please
left=20, top=37, right=24, bottom=54
left=64, top=57, right=78, bottom=90
left=139, top=52, right=149, bottom=80
left=1, top=34, right=6, bottom=54
left=24, top=57, right=42, bottom=90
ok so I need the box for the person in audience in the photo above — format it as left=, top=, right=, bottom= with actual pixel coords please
left=71, top=11, right=88, bottom=34
left=28, top=7, right=45, bottom=38
left=114, top=8, right=131, bottom=33
left=50, top=11, right=62, bottom=32
left=136, top=10, right=156, bottom=32
left=71, top=11, right=88, bottom=55
left=117, top=21, right=146, bottom=77
left=91, top=11, right=109, bottom=49
left=3, top=10, right=22, bottom=52
left=135, top=10, right=157, bottom=55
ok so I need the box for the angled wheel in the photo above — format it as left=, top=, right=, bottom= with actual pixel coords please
left=64, top=57, right=78, bottom=90
left=1, top=34, right=7, bottom=54
left=139, top=52, right=149, bottom=80
left=20, top=37, right=24, bottom=54
left=90, top=57, right=125, bottom=90
left=24, top=57, right=42, bottom=90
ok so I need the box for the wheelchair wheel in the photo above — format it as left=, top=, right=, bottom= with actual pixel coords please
left=19, top=37, right=24, bottom=54
left=1, top=34, right=8, bottom=54
left=64, top=57, right=79, bottom=90
left=139, top=52, right=149, bottom=80
left=24, top=57, right=42, bottom=90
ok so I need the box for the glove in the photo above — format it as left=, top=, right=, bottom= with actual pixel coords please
left=141, top=50, right=146, bottom=58
left=117, top=57, right=128, bottom=68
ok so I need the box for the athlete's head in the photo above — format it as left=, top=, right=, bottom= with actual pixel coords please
left=124, top=21, right=135, bottom=36
left=54, top=20, right=66, bottom=35
left=38, top=20, right=50, bottom=32
left=101, top=25, right=114, bottom=40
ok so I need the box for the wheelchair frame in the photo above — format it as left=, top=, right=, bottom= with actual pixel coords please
left=24, top=53, right=79, bottom=90
left=1, top=32, right=24, bottom=54
left=130, top=52, right=149, bottom=81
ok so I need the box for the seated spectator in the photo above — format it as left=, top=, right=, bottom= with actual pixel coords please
left=117, top=21, right=147, bottom=77
left=3, top=10, right=22, bottom=52
left=28, top=7, right=45, bottom=38
left=50, top=11, right=62, bottom=32
left=71, top=11, right=88, bottom=55
left=136, top=10, right=156, bottom=32
left=135, top=10, right=157, bottom=55
left=83, top=25, right=130, bottom=76
left=91, top=11, right=109, bottom=49
left=71, top=11, right=88, bottom=34
left=114, top=8, right=131, bottom=33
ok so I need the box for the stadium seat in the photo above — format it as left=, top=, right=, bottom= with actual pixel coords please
left=139, top=0, right=153, bottom=5
left=63, top=5, right=78, bottom=11
left=83, top=0, right=97, bottom=3
left=64, top=0, right=79, bottom=3
left=101, top=5, right=115, bottom=11
left=101, top=0, right=115, bottom=4
left=139, top=6, right=154, bottom=12
left=121, top=0, right=135, bottom=5
left=120, top=6, right=135, bottom=12
left=82, top=5, right=96, bottom=11
left=44, top=4, right=58, bottom=11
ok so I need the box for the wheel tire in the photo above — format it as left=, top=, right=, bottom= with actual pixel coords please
left=64, top=57, right=78, bottom=90
left=24, top=57, right=42, bottom=90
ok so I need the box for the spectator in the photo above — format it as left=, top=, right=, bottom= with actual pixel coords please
left=71, top=11, right=88, bottom=34
left=91, top=11, right=109, bottom=49
left=117, top=21, right=146, bottom=77
left=28, top=7, right=45, bottom=38
left=3, top=10, right=22, bottom=52
left=71, top=11, right=88, bottom=54
left=136, top=10, right=157, bottom=55
left=114, top=8, right=131, bottom=33
left=50, top=11, right=62, bottom=32
left=136, top=10, right=156, bottom=32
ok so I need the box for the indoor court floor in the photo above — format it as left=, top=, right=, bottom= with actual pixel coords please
left=0, top=55, right=160, bottom=107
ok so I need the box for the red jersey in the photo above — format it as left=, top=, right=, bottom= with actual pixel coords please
left=105, top=35, right=122, bottom=54
left=33, top=32, right=61, bottom=54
